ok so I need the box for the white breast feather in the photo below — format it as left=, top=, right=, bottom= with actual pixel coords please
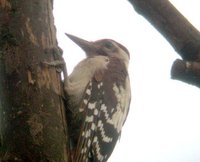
left=65, top=56, right=109, bottom=104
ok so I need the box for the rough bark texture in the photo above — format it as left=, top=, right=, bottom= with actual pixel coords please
left=0, top=0, right=68, bottom=161
left=128, top=0, right=200, bottom=87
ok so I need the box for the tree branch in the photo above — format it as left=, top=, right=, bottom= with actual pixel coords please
left=128, top=0, right=200, bottom=61
left=171, top=59, right=200, bottom=87
left=128, top=0, right=200, bottom=87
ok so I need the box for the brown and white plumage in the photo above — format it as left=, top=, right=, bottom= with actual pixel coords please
left=64, top=34, right=131, bottom=162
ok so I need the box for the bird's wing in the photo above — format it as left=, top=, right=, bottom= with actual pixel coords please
left=74, top=59, right=131, bottom=162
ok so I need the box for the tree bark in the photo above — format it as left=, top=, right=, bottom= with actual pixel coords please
left=0, top=0, right=68, bottom=161
left=128, top=0, right=200, bottom=86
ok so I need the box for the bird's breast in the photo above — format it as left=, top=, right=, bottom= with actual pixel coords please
left=65, top=55, right=110, bottom=105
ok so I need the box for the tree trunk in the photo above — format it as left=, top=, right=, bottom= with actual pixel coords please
left=0, top=0, right=69, bottom=161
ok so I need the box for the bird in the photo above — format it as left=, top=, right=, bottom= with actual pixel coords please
left=64, top=33, right=131, bottom=162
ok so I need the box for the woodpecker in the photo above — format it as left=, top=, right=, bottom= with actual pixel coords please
left=64, top=34, right=131, bottom=162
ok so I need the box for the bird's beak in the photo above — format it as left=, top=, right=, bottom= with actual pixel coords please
left=65, top=33, right=96, bottom=57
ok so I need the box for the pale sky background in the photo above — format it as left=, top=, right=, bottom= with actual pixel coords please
left=53, top=1, right=200, bottom=162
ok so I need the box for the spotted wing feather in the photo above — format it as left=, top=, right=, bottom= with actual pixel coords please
left=74, top=80, right=101, bottom=162
left=74, top=58, right=130, bottom=162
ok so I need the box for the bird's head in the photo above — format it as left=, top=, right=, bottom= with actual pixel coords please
left=65, top=33, right=130, bottom=67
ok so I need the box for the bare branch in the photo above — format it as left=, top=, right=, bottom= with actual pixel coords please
left=171, top=59, right=200, bottom=87
left=128, top=0, right=200, bottom=61
left=128, top=0, right=200, bottom=86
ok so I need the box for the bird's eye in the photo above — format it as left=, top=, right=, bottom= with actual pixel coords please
left=104, top=41, right=114, bottom=49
